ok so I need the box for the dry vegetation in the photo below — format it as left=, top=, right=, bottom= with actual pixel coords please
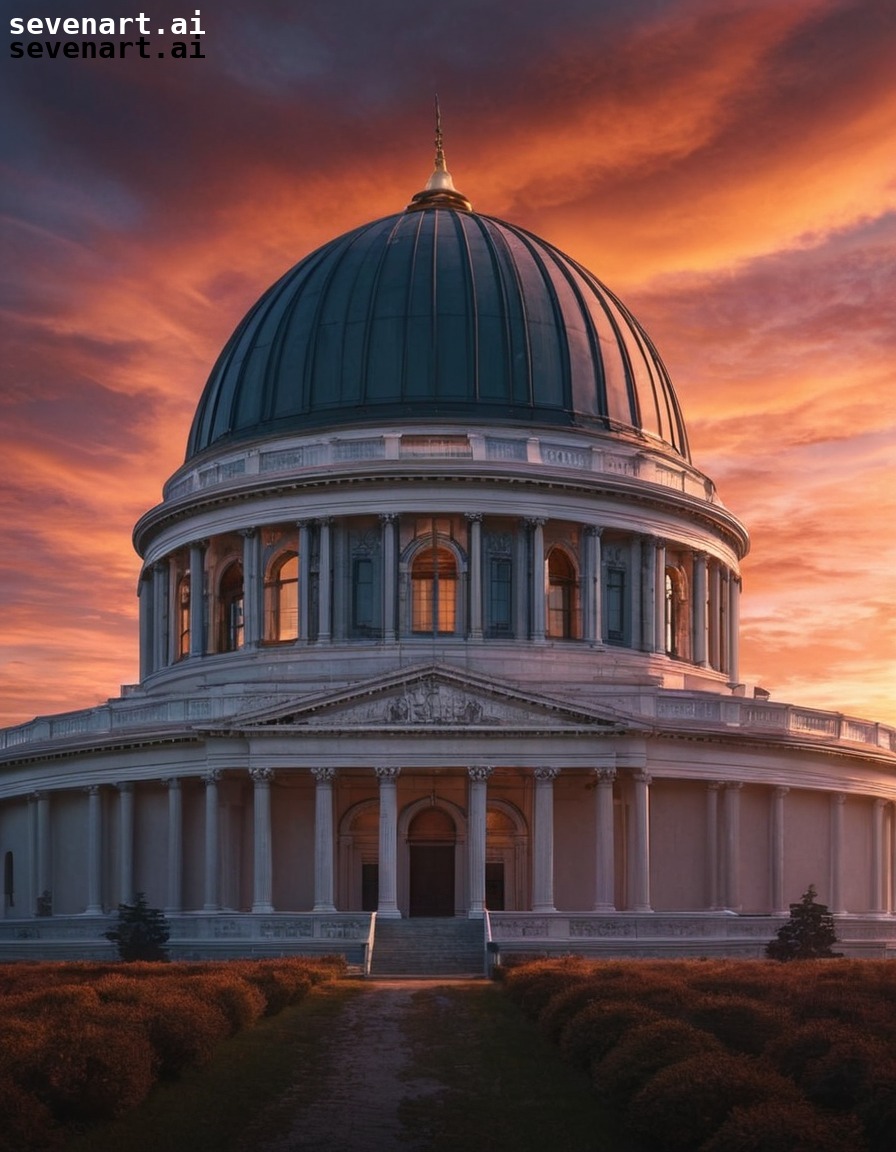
left=0, top=956, right=346, bottom=1151
left=501, top=957, right=896, bottom=1152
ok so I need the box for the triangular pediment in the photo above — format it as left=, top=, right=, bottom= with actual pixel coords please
left=209, top=664, right=635, bottom=735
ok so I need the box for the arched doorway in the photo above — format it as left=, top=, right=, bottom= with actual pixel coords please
left=408, top=807, right=456, bottom=917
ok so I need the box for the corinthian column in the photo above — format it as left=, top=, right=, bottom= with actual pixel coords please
left=241, top=528, right=261, bottom=648
left=163, top=777, right=182, bottom=914
left=312, top=768, right=337, bottom=913
left=532, top=767, right=559, bottom=912
left=375, top=767, right=401, bottom=918
left=693, top=552, right=708, bottom=667
left=872, top=798, right=885, bottom=913
left=467, top=514, right=483, bottom=640
left=529, top=519, right=546, bottom=642
left=829, top=792, right=846, bottom=914
left=317, top=519, right=332, bottom=643
left=705, top=782, right=722, bottom=910
left=723, top=782, right=743, bottom=912
left=250, top=768, right=275, bottom=913
left=468, top=766, right=492, bottom=917
left=593, top=766, right=616, bottom=911
left=585, top=527, right=603, bottom=645
left=117, top=783, right=135, bottom=904
left=631, top=771, right=652, bottom=912
left=771, top=786, right=789, bottom=914
left=189, top=542, right=206, bottom=657
left=202, top=770, right=221, bottom=911
left=85, top=786, right=103, bottom=915
left=138, top=573, right=154, bottom=679
left=153, top=559, right=170, bottom=670
left=381, top=515, right=397, bottom=642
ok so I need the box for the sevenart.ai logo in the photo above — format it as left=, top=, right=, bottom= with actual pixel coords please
left=9, top=9, right=207, bottom=59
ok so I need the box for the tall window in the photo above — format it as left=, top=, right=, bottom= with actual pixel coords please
left=352, top=556, right=376, bottom=635
left=267, top=552, right=298, bottom=641
left=411, top=546, right=457, bottom=634
left=487, top=557, right=513, bottom=636
left=546, top=548, right=579, bottom=639
left=606, top=567, right=626, bottom=644
left=176, top=573, right=190, bottom=658
left=218, top=562, right=244, bottom=652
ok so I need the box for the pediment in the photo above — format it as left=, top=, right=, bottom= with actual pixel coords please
left=212, top=665, right=633, bottom=735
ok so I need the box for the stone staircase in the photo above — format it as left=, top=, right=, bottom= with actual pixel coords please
left=369, top=916, right=486, bottom=977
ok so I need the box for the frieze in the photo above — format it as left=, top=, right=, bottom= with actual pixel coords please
left=212, top=920, right=249, bottom=939
left=319, top=920, right=365, bottom=940
left=494, top=918, right=549, bottom=938
left=570, top=919, right=637, bottom=938
left=259, top=920, right=314, bottom=939
left=541, top=443, right=590, bottom=470
left=485, top=437, right=527, bottom=461
left=649, top=920, right=713, bottom=938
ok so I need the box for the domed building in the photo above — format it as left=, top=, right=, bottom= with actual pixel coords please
left=2, top=139, right=895, bottom=968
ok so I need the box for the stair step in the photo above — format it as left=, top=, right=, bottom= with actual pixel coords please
left=369, top=917, right=486, bottom=977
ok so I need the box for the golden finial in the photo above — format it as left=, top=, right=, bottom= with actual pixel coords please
left=407, top=97, right=472, bottom=213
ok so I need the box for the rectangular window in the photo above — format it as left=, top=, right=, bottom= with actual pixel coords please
left=607, top=567, right=625, bottom=643
left=488, top=557, right=513, bottom=635
left=352, top=557, right=375, bottom=634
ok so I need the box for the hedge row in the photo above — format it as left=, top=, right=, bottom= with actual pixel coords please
left=502, top=958, right=896, bottom=1152
left=0, top=956, right=346, bottom=1151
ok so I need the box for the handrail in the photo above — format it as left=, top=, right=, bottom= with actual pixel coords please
left=364, top=911, right=377, bottom=977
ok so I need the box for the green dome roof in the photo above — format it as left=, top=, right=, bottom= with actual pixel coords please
left=187, top=202, right=690, bottom=462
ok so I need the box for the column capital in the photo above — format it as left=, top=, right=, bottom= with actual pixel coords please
left=632, top=770, right=652, bottom=786
left=467, top=765, right=493, bottom=782
left=725, top=781, right=744, bottom=792
left=773, top=785, right=790, bottom=799
left=379, top=513, right=397, bottom=525
left=526, top=517, right=547, bottom=528
left=238, top=526, right=257, bottom=539
left=831, top=791, right=847, bottom=806
left=706, top=780, right=724, bottom=792
left=115, top=781, right=134, bottom=794
left=202, top=769, right=222, bottom=785
left=249, top=766, right=275, bottom=783
left=585, top=524, right=603, bottom=538
left=534, top=766, right=560, bottom=782
left=593, top=767, right=616, bottom=784
left=311, top=766, right=338, bottom=784
left=464, top=512, right=483, bottom=523
left=375, top=766, right=401, bottom=782
left=315, top=516, right=333, bottom=527
left=160, top=777, right=180, bottom=789
left=84, top=784, right=101, bottom=796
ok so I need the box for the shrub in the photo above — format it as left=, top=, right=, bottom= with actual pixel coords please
left=0, top=1075, right=63, bottom=1152
left=683, top=993, right=786, bottom=1055
left=799, top=1033, right=889, bottom=1113
left=502, top=958, right=595, bottom=1017
left=186, top=973, right=267, bottom=1034
left=858, top=1060, right=896, bottom=1152
left=559, top=999, right=659, bottom=1070
left=766, top=885, right=840, bottom=961
left=628, top=1051, right=800, bottom=1152
left=142, top=990, right=231, bottom=1078
left=700, top=1099, right=867, bottom=1152
left=594, top=1018, right=723, bottom=1104
left=103, top=892, right=170, bottom=961
left=765, top=1019, right=863, bottom=1082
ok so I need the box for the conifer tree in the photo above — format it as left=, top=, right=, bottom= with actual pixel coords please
left=766, top=884, right=841, bottom=961
left=104, top=892, right=170, bottom=961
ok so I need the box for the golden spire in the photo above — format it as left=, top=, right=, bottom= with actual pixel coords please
left=407, top=96, right=472, bottom=212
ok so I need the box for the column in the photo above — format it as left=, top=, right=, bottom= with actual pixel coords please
left=514, top=524, right=528, bottom=640
left=163, top=778, right=183, bottom=914
left=629, top=537, right=642, bottom=650
left=593, top=766, right=616, bottom=911
left=35, top=792, right=51, bottom=912
left=317, top=519, right=332, bottom=642
left=728, top=576, right=741, bottom=684
left=705, top=782, right=722, bottom=910
left=642, top=536, right=656, bottom=652
left=584, top=527, right=603, bottom=645
left=532, top=767, right=558, bottom=912
left=468, top=766, right=492, bottom=917
left=189, top=542, right=206, bottom=657
left=117, top=783, right=135, bottom=904
left=241, top=528, right=261, bottom=648
left=829, top=792, right=846, bottom=914
left=709, top=562, right=722, bottom=670
left=298, top=521, right=311, bottom=643
left=466, top=514, right=483, bottom=640
left=872, top=798, right=885, bottom=913
left=138, top=573, right=154, bottom=680
left=85, top=786, right=103, bottom=915
left=381, top=515, right=397, bottom=642
left=654, top=539, right=666, bottom=653
left=529, top=519, right=546, bottom=642
left=250, top=768, right=275, bottom=913
left=152, top=559, right=170, bottom=670
left=312, top=768, right=337, bottom=913
left=723, top=782, right=743, bottom=911
left=202, top=770, right=221, bottom=912
left=719, top=569, right=730, bottom=674
left=693, top=552, right=708, bottom=667
left=375, top=767, right=401, bottom=918
left=631, top=770, right=652, bottom=912
left=771, top=786, right=789, bottom=914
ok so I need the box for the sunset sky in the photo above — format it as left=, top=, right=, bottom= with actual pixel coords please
left=2, top=0, right=894, bottom=728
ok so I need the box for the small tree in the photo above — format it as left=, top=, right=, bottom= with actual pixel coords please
left=104, top=892, right=170, bottom=961
left=766, top=884, right=841, bottom=961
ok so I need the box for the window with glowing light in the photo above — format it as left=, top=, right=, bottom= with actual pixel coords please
left=266, top=552, right=298, bottom=641
left=411, top=546, right=458, bottom=634
left=218, top=561, right=244, bottom=652
left=546, top=548, right=580, bottom=639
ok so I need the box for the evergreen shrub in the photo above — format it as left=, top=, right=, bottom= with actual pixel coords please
left=558, top=999, right=659, bottom=1069
left=593, top=1018, right=722, bottom=1103
left=683, top=993, right=786, bottom=1055
left=699, top=1099, right=867, bottom=1152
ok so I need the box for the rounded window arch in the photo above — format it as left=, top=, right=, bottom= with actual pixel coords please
left=546, top=547, right=580, bottom=639
left=217, top=561, right=244, bottom=652
left=266, top=550, right=298, bottom=642
left=410, top=543, right=460, bottom=635
left=176, top=572, right=191, bottom=658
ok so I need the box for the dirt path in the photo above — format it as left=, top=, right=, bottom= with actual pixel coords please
left=237, top=980, right=475, bottom=1152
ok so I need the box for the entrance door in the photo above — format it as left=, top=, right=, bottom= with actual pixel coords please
left=409, top=845, right=455, bottom=916
left=407, top=808, right=456, bottom=917
left=485, top=861, right=505, bottom=911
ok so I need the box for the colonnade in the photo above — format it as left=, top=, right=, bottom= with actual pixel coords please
left=19, top=768, right=896, bottom=920
left=138, top=516, right=742, bottom=682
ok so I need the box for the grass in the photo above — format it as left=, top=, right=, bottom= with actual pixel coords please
left=66, top=980, right=635, bottom=1152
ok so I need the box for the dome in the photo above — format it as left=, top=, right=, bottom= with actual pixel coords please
left=187, top=182, right=690, bottom=462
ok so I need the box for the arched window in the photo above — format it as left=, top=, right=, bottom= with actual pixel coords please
left=546, top=548, right=579, bottom=639
left=411, top=546, right=458, bottom=634
left=266, top=552, right=298, bottom=642
left=218, top=561, right=244, bottom=652
left=176, top=573, right=190, bottom=658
